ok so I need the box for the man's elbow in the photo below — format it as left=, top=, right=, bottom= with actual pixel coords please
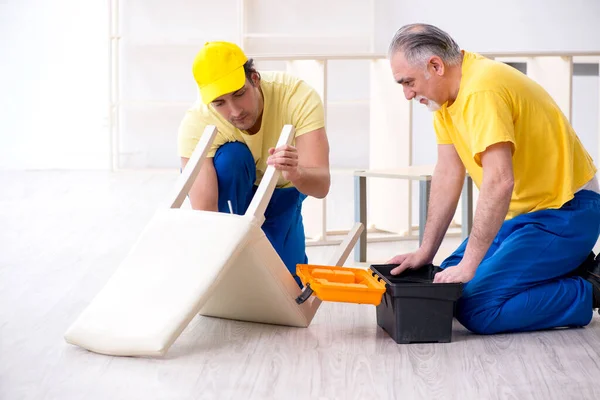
left=311, top=174, right=331, bottom=199
left=488, top=175, right=514, bottom=198
left=497, top=168, right=515, bottom=192
left=314, top=180, right=331, bottom=199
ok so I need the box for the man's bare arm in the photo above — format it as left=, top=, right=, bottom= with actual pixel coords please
left=267, top=127, right=331, bottom=198
left=389, top=144, right=465, bottom=273
left=180, top=157, right=219, bottom=211
left=420, top=144, right=466, bottom=260
left=460, top=142, right=514, bottom=270
left=291, top=127, right=330, bottom=198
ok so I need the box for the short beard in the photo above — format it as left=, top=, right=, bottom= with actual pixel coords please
left=415, top=95, right=441, bottom=112
left=417, top=69, right=441, bottom=112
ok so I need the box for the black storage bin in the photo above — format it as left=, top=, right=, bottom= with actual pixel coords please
left=370, top=264, right=463, bottom=344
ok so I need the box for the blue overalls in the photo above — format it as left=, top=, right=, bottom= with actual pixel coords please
left=213, top=142, right=307, bottom=287
left=441, top=189, right=600, bottom=334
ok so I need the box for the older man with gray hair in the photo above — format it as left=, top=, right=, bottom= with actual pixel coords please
left=386, top=23, right=600, bottom=335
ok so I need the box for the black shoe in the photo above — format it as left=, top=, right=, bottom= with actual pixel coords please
left=584, top=253, right=600, bottom=311
left=592, top=253, right=600, bottom=279
left=588, top=276, right=600, bottom=312
left=572, top=252, right=600, bottom=312
left=571, top=251, right=597, bottom=278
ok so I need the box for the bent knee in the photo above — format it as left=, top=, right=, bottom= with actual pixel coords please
left=214, top=142, right=252, bottom=165
left=213, top=142, right=254, bottom=181
left=456, top=306, right=503, bottom=335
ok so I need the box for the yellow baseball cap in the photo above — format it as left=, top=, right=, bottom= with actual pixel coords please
left=192, top=41, right=248, bottom=105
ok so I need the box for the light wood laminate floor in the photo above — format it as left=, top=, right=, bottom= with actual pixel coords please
left=1, top=170, right=599, bottom=400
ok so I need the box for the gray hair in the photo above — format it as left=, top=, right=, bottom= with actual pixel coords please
left=388, top=24, right=462, bottom=66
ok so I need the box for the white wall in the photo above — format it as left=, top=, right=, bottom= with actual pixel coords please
left=572, top=73, right=599, bottom=163
left=116, top=0, right=240, bottom=168
left=0, top=0, right=108, bottom=170
left=1, top=0, right=599, bottom=171
left=117, top=0, right=373, bottom=169
left=375, top=0, right=600, bottom=53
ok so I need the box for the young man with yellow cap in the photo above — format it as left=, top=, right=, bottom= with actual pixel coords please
left=177, top=42, right=330, bottom=287
left=386, top=24, right=600, bottom=335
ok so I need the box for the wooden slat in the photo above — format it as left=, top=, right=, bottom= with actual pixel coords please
left=328, top=222, right=364, bottom=267
left=248, top=51, right=600, bottom=63
left=354, top=165, right=434, bottom=180
left=168, top=125, right=217, bottom=209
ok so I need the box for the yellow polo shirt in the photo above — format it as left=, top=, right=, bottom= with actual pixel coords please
left=177, top=71, right=325, bottom=188
left=434, top=51, right=597, bottom=219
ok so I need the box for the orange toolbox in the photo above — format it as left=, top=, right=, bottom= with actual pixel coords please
left=295, top=264, right=386, bottom=305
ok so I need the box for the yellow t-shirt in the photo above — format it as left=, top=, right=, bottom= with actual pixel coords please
left=177, top=71, right=325, bottom=188
left=434, top=51, right=597, bottom=219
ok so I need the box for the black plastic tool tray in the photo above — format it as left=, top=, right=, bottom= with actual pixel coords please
left=370, top=264, right=463, bottom=344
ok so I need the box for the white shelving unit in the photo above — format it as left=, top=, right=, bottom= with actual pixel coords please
left=108, top=1, right=600, bottom=248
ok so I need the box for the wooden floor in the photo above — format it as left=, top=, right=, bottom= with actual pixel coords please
left=1, top=170, right=600, bottom=400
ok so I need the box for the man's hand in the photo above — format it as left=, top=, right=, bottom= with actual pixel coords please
left=267, top=144, right=301, bottom=182
left=387, top=249, right=433, bottom=275
left=433, top=262, right=477, bottom=283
